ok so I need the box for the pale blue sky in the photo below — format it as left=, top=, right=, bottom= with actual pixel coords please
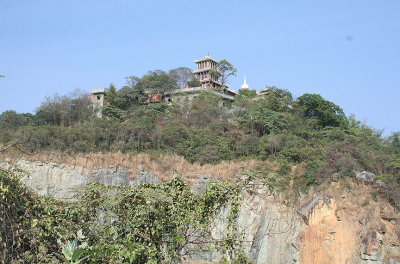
left=0, top=0, right=399, bottom=135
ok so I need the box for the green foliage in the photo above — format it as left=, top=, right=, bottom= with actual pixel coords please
left=233, top=90, right=258, bottom=108
left=186, top=78, right=202, bottom=87
left=102, top=105, right=125, bottom=120
left=185, top=91, right=226, bottom=127
left=260, top=87, right=293, bottom=112
left=0, top=110, right=29, bottom=130
left=105, top=83, right=117, bottom=105
left=258, top=134, right=284, bottom=158
left=111, top=85, right=145, bottom=110
left=113, top=71, right=177, bottom=110
left=296, top=93, right=348, bottom=128
left=237, top=106, right=289, bottom=136
left=0, top=169, right=82, bottom=263
left=1, top=69, right=400, bottom=195
left=58, top=239, right=89, bottom=264
left=238, top=89, right=257, bottom=98
left=209, top=59, right=237, bottom=87
left=168, top=67, right=194, bottom=88
left=3, top=89, right=398, bottom=190
left=136, top=70, right=177, bottom=94
left=35, top=90, right=92, bottom=126
left=0, top=169, right=246, bottom=263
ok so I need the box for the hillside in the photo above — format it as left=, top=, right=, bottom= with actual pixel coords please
left=1, top=78, right=400, bottom=263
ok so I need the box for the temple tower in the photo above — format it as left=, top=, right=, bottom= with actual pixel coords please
left=193, top=55, right=221, bottom=88
left=240, top=76, right=250, bottom=90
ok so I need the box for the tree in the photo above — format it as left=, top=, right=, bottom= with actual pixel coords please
left=388, top=132, right=400, bottom=155
left=209, top=59, right=237, bottom=87
left=113, top=86, right=146, bottom=110
left=115, top=71, right=177, bottom=109
left=125, top=75, right=140, bottom=88
left=136, top=70, right=178, bottom=94
left=296, top=93, right=348, bottom=128
left=260, top=87, right=293, bottom=112
left=105, top=83, right=117, bottom=105
left=237, top=106, right=289, bottom=136
left=234, top=89, right=257, bottom=108
left=238, top=89, right=257, bottom=97
left=187, top=78, right=202, bottom=87
left=0, top=110, right=28, bottom=130
left=35, top=90, right=92, bottom=126
left=262, top=86, right=292, bottom=99
left=102, top=105, right=125, bottom=120
left=168, top=67, right=195, bottom=88
left=184, top=91, right=225, bottom=127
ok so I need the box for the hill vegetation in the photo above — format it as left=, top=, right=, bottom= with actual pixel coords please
left=1, top=168, right=246, bottom=263
left=1, top=68, right=400, bottom=263
left=0, top=69, right=399, bottom=188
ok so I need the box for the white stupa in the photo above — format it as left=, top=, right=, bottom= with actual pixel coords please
left=240, top=76, right=250, bottom=90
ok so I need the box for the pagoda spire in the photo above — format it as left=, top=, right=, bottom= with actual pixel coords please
left=240, top=76, right=250, bottom=90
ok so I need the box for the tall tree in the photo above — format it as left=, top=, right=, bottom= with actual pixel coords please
left=113, top=86, right=146, bottom=110
left=0, top=110, right=28, bottom=130
left=296, top=93, right=348, bottom=128
left=136, top=70, right=178, bottom=94
left=168, top=67, right=194, bottom=88
left=105, top=83, right=117, bottom=105
left=186, top=78, right=202, bottom=87
left=260, top=86, right=293, bottom=112
left=35, top=90, right=91, bottom=126
left=209, top=59, right=237, bottom=87
left=237, top=106, right=289, bottom=136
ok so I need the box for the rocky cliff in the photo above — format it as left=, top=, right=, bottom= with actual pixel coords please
left=1, top=158, right=400, bottom=264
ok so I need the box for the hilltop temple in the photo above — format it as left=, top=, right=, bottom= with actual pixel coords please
left=91, top=54, right=246, bottom=114
left=152, top=54, right=238, bottom=104
left=192, top=55, right=221, bottom=88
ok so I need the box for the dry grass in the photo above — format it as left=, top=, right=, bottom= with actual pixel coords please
left=1, top=151, right=263, bottom=181
left=290, top=163, right=307, bottom=178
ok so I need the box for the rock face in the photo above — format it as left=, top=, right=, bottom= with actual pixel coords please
left=360, top=230, right=383, bottom=262
left=298, top=195, right=359, bottom=264
left=238, top=184, right=300, bottom=264
left=0, top=159, right=160, bottom=200
left=1, top=159, right=400, bottom=263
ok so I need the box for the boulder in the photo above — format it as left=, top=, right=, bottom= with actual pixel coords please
left=355, top=171, right=385, bottom=187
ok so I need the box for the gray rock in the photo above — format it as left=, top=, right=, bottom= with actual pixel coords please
left=360, top=230, right=383, bottom=262
left=356, top=171, right=377, bottom=183
left=93, top=166, right=130, bottom=186
left=1, top=159, right=161, bottom=200
left=130, top=171, right=161, bottom=185
left=191, top=175, right=213, bottom=194
left=10, top=159, right=88, bottom=200
left=356, top=171, right=385, bottom=187
left=389, top=258, right=400, bottom=264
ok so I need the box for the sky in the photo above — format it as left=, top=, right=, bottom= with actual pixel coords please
left=0, top=0, right=399, bottom=135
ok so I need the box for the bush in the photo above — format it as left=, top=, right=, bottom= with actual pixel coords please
left=0, top=169, right=246, bottom=263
